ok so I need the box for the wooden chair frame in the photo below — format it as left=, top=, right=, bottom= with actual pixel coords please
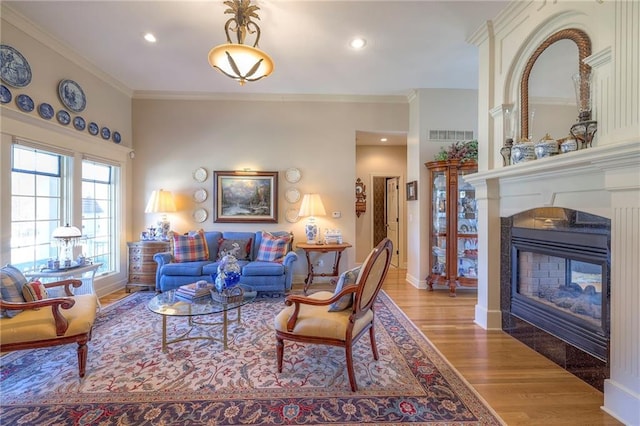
left=276, top=238, right=393, bottom=391
left=0, top=279, right=94, bottom=377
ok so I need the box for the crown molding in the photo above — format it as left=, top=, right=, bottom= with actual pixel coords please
left=132, top=91, right=409, bottom=104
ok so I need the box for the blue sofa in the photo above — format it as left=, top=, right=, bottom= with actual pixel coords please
left=153, top=231, right=297, bottom=293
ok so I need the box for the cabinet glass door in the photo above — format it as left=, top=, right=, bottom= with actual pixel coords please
left=431, top=170, right=447, bottom=277
left=456, top=173, right=478, bottom=279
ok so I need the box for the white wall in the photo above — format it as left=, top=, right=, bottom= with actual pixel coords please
left=132, top=98, right=408, bottom=280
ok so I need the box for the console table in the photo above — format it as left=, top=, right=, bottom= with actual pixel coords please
left=127, top=241, right=170, bottom=292
left=25, top=262, right=103, bottom=309
left=296, top=242, right=352, bottom=294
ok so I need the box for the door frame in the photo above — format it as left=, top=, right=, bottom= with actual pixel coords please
left=369, top=172, right=405, bottom=268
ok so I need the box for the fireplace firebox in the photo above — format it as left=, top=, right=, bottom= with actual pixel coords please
left=501, top=208, right=610, bottom=390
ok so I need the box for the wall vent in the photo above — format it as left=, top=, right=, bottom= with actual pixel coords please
left=429, top=130, right=474, bottom=141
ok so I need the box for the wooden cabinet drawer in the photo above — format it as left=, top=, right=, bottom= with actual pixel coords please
left=126, top=241, right=169, bottom=291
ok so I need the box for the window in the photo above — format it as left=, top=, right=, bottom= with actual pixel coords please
left=9, top=144, right=120, bottom=276
left=82, top=160, right=118, bottom=272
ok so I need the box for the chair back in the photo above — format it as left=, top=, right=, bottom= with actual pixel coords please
left=352, top=238, right=393, bottom=316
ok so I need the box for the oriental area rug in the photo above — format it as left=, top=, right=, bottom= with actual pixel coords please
left=0, top=290, right=503, bottom=425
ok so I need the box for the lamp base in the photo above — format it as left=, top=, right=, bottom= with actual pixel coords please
left=157, top=218, right=171, bottom=241
left=304, top=221, right=318, bottom=244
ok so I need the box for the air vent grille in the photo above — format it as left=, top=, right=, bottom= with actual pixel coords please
left=429, top=130, right=474, bottom=141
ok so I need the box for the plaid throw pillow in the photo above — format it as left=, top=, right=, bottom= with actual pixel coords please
left=255, top=232, right=291, bottom=263
left=1, top=264, right=27, bottom=318
left=22, top=280, right=48, bottom=302
left=170, top=229, right=210, bottom=263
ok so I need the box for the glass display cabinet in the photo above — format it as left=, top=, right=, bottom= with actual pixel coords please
left=425, top=159, right=478, bottom=296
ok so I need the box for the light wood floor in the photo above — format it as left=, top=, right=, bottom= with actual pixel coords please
left=102, top=269, right=622, bottom=426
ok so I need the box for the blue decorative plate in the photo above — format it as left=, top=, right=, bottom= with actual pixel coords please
left=0, top=84, right=11, bottom=103
left=38, top=103, right=54, bottom=119
left=101, top=127, right=111, bottom=140
left=15, top=94, right=34, bottom=112
left=73, top=116, right=86, bottom=131
left=56, top=110, right=71, bottom=125
left=112, top=131, right=122, bottom=144
left=88, top=122, right=99, bottom=135
left=58, top=79, right=86, bottom=113
left=0, top=45, right=32, bottom=88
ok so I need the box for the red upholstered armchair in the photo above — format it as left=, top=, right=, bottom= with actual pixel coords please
left=1, top=265, right=98, bottom=378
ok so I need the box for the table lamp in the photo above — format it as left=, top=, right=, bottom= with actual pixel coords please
left=145, top=189, right=177, bottom=240
left=298, top=193, right=326, bottom=243
left=52, top=224, right=82, bottom=267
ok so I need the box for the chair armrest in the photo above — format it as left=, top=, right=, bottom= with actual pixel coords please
left=43, top=279, right=83, bottom=296
left=284, top=285, right=357, bottom=331
left=153, top=251, right=173, bottom=266
left=0, top=297, right=76, bottom=335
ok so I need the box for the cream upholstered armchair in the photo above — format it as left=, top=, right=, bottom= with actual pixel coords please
left=275, top=238, right=393, bottom=391
left=0, top=265, right=98, bottom=378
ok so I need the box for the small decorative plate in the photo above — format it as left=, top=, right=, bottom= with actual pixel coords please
left=56, top=110, right=71, bottom=125
left=73, top=116, right=86, bottom=131
left=285, top=208, right=300, bottom=223
left=193, top=167, right=208, bottom=183
left=15, top=94, right=34, bottom=112
left=88, top=122, right=99, bottom=135
left=101, top=127, right=110, bottom=140
left=285, top=167, right=301, bottom=183
left=0, top=45, right=32, bottom=88
left=285, top=187, right=301, bottom=204
left=193, top=208, right=208, bottom=223
left=112, top=131, right=122, bottom=144
left=38, top=102, right=54, bottom=119
left=193, top=188, right=208, bottom=203
left=0, top=85, right=11, bottom=103
left=58, top=79, right=86, bottom=112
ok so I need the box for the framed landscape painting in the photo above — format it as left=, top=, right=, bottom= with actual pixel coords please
left=214, top=171, right=278, bottom=223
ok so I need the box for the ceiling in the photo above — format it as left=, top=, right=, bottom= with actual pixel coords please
left=3, top=1, right=509, bottom=145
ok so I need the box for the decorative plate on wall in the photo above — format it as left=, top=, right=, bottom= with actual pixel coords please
left=38, top=103, right=54, bottom=119
left=56, top=110, right=71, bottom=125
left=0, top=85, right=12, bottom=104
left=58, top=79, right=86, bottom=113
left=88, top=122, right=99, bottom=135
left=285, top=208, right=300, bottom=223
left=193, top=167, right=208, bottom=183
left=0, top=45, right=32, bottom=88
left=73, top=116, right=86, bottom=131
left=285, top=167, right=301, bottom=183
left=285, top=187, right=301, bottom=204
left=193, top=188, right=208, bottom=203
left=101, top=127, right=111, bottom=140
left=193, top=208, right=208, bottom=223
left=15, top=94, right=34, bottom=112
left=112, top=131, right=122, bottom=144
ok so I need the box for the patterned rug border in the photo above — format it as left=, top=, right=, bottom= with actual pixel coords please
left=1, top=290, right=505, bottom=425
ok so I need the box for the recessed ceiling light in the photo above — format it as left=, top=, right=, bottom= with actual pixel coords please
left=144, top=33, right=157, bottom=43
left=350, top=37, right=366, bottom=49
left=380, top=138, right=388, bottom=142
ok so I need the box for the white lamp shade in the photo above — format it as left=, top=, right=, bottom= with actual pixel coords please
left=52, top=224, right=82, bottom=239
left=298, top=194, right=326, bottom=218
left=145, top=190, right=176, bottom=213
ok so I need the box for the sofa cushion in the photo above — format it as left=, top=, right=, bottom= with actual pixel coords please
left=255, top=231, right=291, bottom=263
left=242, top=261, right=285, bottom=277
left=328, top=266, right=361, bottom=312
left=22, top=280, right=48, bottom=302
left=1, top=264, right=27, bottom=318
left=217, top=237, right=252, bottom=261
left=170, top=229, right=209, bottom=263
left=161, top=261, right=211, bottom=276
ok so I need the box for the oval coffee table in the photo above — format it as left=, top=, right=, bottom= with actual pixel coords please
left=147, top=285, right=257, bottom=352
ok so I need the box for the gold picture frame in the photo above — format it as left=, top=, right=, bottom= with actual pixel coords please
left=213, top=171, right=278, bottom=223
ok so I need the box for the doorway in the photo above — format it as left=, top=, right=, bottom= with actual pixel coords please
left=372, top=176, right=400, bottom=267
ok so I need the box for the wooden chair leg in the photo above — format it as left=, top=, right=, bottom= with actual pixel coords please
left=369, top=324, right=379, bottom=360
left=276, top=337, right=284, bottom=372
left=345, top=344, right=358, bottom=391
left=77, top=341, right=88, bottom=378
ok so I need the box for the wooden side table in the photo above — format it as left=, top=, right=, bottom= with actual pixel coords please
left=127, top=241, right=170, bottom=292
left=296, top=242, right=352, bottom=294
left=25, top=262, right=103, bottom=309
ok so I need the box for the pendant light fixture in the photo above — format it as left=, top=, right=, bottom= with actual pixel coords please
left=208, top=0, right=274, bottom=85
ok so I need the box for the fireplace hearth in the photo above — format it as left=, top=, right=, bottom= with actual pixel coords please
left=501, top=208, right=610, bottom=390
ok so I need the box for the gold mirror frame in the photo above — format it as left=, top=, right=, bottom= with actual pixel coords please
left=520, top=28, right=592, bottom=140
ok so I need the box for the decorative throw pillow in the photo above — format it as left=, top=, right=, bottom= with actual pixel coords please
left=1, top=264, right=27, bottom=318
left=22, top=280, right=48, bottom=302
left=170, top=229, right=210, bottom=263
left=328, top=266, right=361, bottom=312
left=255, top=231, right=291, bottom=263
left=217, top=238, right=252, bottom=261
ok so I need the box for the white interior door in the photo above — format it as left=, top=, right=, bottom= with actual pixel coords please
left=386, top=178, right=399, bottom=267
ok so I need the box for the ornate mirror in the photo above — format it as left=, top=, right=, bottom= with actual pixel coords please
left=520, top=28, right=592, bottom=140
